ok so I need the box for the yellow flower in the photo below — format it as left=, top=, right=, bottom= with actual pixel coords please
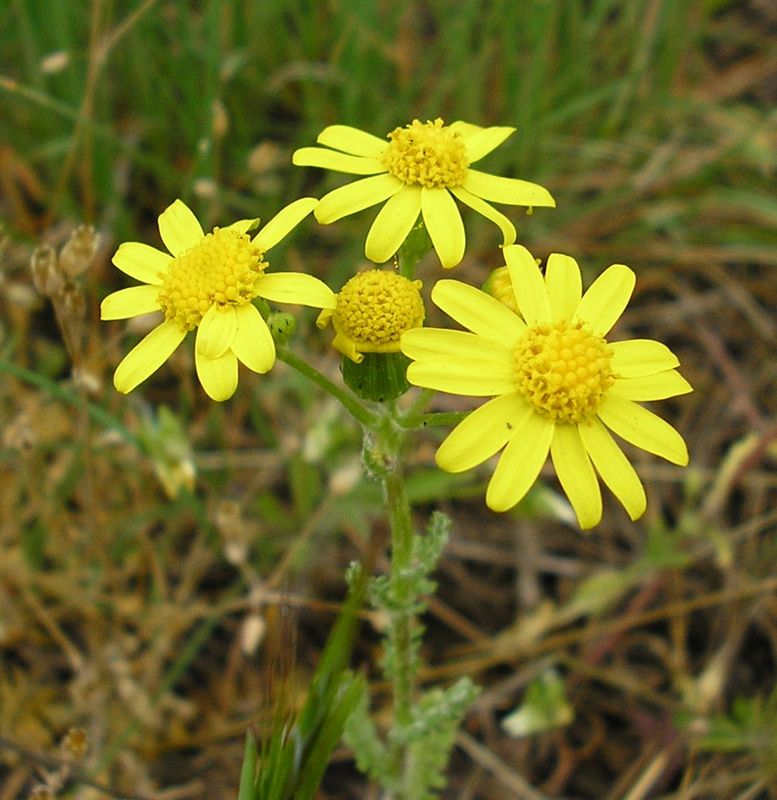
left=317, top=269, right=424, bottom=363
left=482, top=265, right=519, bottom=314
left=401, top=245, right=692, bottom=528
left=293, top=118, right=555, bottom=269
left=101, top=198, right=335, bottom=401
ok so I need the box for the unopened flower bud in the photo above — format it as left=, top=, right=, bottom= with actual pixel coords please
left=268, top=311, right=296, bottom=344
left=482, top=266, right=518, bottom=313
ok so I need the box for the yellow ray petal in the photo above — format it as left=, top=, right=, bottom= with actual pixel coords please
left=448, top=121, right=484, bottom=138
left=462, top=126, right=515, bottom=163
left=401, top=328, right=513, bottom=364
left=291, top=147, right=385, bottom=175
left=486, top=410, right=553, bottom=512
left=314, top=174, right=402, bottom=224
left=609, top=370, right=693, bottom=401
left=252, top=197, right=317, bottom=252
left=316, top=124, right=388, bottom=157
left=462, top=170, right=556, bottom=208
left=598, top=395, right=689, bottom=465
left=551, top=424, right=602, bottom=529
left=256, top=272, right=336, bottom=309
left=579, top=418, right=646, bottom=521
left=406, top=360, right=516, bottom=396
left=231, top=303, right=275, bottom=373
left=365, top=185, right=422, bottom=263
left=504, top=244, right=551, bottom=326
left=436, top=393, right=530, bottom=473
left=431, top=280, right=526, bottom=343
left=574, top=264, right=634, bottom=336
left=158, top=200, right=204, bottom=257
left=450, top=186, right=516, bottom=246
left=112, top=242, right=170, bottom=285
left=113, top=319, right=186, bottom=394
left=196, top=305, right=236, bottom=359
left=227, top=217, right=260, bottom=234
left=101, top=285, right=161, bottom=320
left=544, top=253, right=582, bottom=321
left=195, top=348, right=238, bottom=402
left=421, top=187, right=465, bottom=269
left=610, top=339, right=680, bottom=377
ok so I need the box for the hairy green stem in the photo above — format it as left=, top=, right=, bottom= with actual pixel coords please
left=400, top=387, right=435, bottom=426
left=365, top=224, right=434, bottom=797
left=384, top=464, right=415, bottom=729
left=371, top=407, right=417, bottom=798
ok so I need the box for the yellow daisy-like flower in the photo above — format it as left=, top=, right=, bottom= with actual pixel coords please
left=401, top=245, right=692, bottom=528
left=317, top=269, right=425, bottom=363
left=101, top=198, right=336, bottom=401
left=293, top=118, right=555, bottom=269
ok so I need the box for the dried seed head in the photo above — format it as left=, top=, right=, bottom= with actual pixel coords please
left=59, top=224, right=100, bottom=278
left=60, top=282, right=86, bottom=320
left=61, top=282, right=86, bottom=321
left=30, top=244, right=64, bottom=297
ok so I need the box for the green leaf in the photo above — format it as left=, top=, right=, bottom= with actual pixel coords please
left=296, top=673, right=367, bottom=799
left=343, top=685, right=391, bottom=785
left=241, top=561, right=370, bottom=800
left=405, top=678, right=481, bottom=799
left=237, top=730, right=258, bottom=800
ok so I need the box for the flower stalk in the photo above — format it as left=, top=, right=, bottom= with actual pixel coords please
left=365, top=404, right=420, bottom=799
left=275, top=345, right=377, bottom=428
left=378, top=241, right=432, bottom=798
left=382, top=429, right=415, bottom=717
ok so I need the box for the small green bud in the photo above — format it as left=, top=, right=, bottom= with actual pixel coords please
left=397, top=219, right=433, bottom=277
left=268, top=311, right=296, bottom=344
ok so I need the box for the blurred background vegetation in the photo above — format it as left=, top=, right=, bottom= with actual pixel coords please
left=1, top=0, right=776, bottom=798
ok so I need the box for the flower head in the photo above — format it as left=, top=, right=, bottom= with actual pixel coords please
left=400, top=245, right=692, bottom=528
left=482, top=265, right=519, bottom=314
left=101, top=199, right=335, bottom=401
left=293, top=118, right=555, bottom=269
left=318, top=269, right=424, bottom=363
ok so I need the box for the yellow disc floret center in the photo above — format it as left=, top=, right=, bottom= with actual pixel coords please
left=322, top=270, right=425, bottom=362
left=514, top=320, right=615, bottom=423
left=382, top=118, right=469, bottom=189
left=336, top=270, right=425, bottom=346
left=158, top=228, right=267, bottom=331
